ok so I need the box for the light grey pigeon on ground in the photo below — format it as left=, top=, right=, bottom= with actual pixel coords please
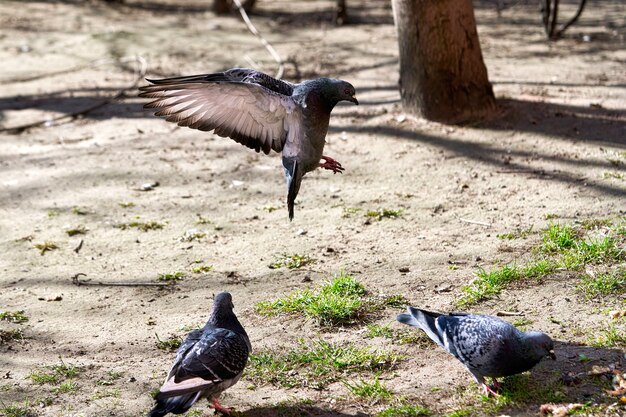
left=397, top=307, right=555, bottom=396
left=139, top=68, right=358, bottom=220
left=148, top=292, right=250, bottom=416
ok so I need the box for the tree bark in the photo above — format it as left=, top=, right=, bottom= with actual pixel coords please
left=391, top=0, right=496, bottom=123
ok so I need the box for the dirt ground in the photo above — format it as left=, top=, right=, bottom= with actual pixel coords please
left=0, top=0, right=625, bottom=416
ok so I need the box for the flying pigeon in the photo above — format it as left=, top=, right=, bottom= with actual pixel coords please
left=148, top=292, right=250, bottom=416
left=397, top=307, right=555, bottom=396
left=139, top=68, right=358, bottom=220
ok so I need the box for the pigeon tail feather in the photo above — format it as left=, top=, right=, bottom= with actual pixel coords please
left=285, top=159, right=303, bottom=221
left=397, top=307, right=446, bottom=349
left=148, top=391, right=201, bottom=417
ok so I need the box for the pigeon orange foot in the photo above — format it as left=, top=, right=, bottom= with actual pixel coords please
left=483, top=380, right=501, bottom=397
left=212, top=398, right=232, bottom=415
left=320, top=155, right=345, bottom=174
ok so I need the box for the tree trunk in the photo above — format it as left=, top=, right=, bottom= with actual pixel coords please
left=391, top=0, right=496, bottom=123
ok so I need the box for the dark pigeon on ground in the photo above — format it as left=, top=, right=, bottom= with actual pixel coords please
left=397, top=307, right=555, bottom=396
left=148, top=292, right=250, bottom=416
left=139, top=68, right=358, bottom=220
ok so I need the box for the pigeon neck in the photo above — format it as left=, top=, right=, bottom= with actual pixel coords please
left=208, top=310, right=247, bottom=337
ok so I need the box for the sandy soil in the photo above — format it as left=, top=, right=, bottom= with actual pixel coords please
left=0, top=0, right=625, bottom=416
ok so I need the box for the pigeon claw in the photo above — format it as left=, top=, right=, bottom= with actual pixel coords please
left=320, top=155, right=345, bottom=174
left=482, top=382, right=501, bottom=397
left=211, top=398, right=232, bottom=415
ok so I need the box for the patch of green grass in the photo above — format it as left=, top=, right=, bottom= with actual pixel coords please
left=256, top=272, right=405, bottom=326
left=365, top=324, right=430, bottom=346
left=91, top=388, right=121, bottom=400
left=577, top=268, right=626, bottom=298
left=179, top=229, right=206, bottom=242
left=51, top=362, right=80, bottom=379
left=155, top=334, right=182, bottom=351
left=65, top=225, right=87, bottom=236
left=497, top=225, right=534, bottom=240
left=589, top=320, right=626, bottom=348
left=0, top=329, right=25, bottom=344
left=195, top=214, right=212, bottom=225
left=541, top=223, right=577, bottom=253
left=269, top=253, right=316, bottom=270
left=33, top=241, right=59, bottom=255
left=157, top=271, right=185, bottom=283
left=0, top=403, right=33, bottom=417
left=365, top=208, right=403, bottom=221
left=342, top=207, right=362, bottom=218
left=603, top=171, right=624, bottom=180
left=246, top=340, right=400, bottom=389
left=118, top=202, right=135, bottom=208
left=461, top=219, right=626, bottom=306
left=444, top=408, right=473, bottom=417
left=376, top=404, right=431, bottom=417
left=53, top=380, right=79, bottom=394
left=0, top=310, right=28, bottom=323
left=71, top=207, right=88, bottom=215
left=343, top=375, right=393, bottom=403
left=116, top=220, right=164, bottom=231
left=96, top=370, right=123, bottom=386
left=192, top=265, right=213, bottom=274
left=511, top=318, right=534, bottom=330
left=28, top=370, right=58, bottom=385
left=481, top=373, right=566, bottom=411
left=47, top=209, right=60, bottom=218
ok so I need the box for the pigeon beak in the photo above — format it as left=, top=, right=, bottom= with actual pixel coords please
left=548, top=350, right=556, bottom=360
left=350, top=95, right=359, bottom=105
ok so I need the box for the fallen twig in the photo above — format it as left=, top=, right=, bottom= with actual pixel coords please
left=232, top=0, right=284, bottom=79
left=0, top=55, right=147, bottom=134
left=71, top=273, right=171, bottom=287
left=458, top=217, right=492, bottom=227
left=496, top=311, right=525, bottom=317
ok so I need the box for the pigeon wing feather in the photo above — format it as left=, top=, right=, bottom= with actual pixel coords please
left=140, top=80, right=301, bottom=155
left=157, top=328, right=249, bottom=398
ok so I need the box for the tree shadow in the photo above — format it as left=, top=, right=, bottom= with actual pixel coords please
left=496, top=340, right=624, bottom=414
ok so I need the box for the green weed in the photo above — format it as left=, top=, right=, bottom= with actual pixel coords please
left=577, top=269, right=626, bottom=298
left=365, top=324, right=430, bottom=346
left=365, top=208, right=403, bottom=221
left=269, top=253, right=315, bottom=269
left=246, top=340, right=400, bottom=389
left=157, top=271, right=185, bottom=283
left=65, top=225, right=87, bottom=236
left=192, top=265, right=213, bottom=274
left=0, top=403, right=33, bottom=417
left=497, top=225, right=533, bottom=240
left=256, top=272, right=404, bottom=326
left=589, top=320, right=626, bottom=348
left=377, top=404, right=431, bottom=417
left=0, top=310, right=28, bottom=323
left=118, top=202, right=135, bottom=208
left=53, top=380, right=79, bottom=394
left=33, top=241, right=58, bottom=255
left=343, top=375, right=393, bottom=402
left=28, top=370, right=58, bottom=385
left=0, top=329, right=24, bottom=344
left=116, top=220, right=164, bottom=231
left=155, top=334, right=181, bottom=351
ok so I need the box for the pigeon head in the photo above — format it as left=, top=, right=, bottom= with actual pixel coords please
left=524, top=331, right=556, bottom=360
left=209, top=292, right=235, bottom=323
left=316, top=78, right=358, bottom=108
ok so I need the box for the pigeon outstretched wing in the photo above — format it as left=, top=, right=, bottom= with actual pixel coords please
left=140, top=76, right=302, bottom=155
